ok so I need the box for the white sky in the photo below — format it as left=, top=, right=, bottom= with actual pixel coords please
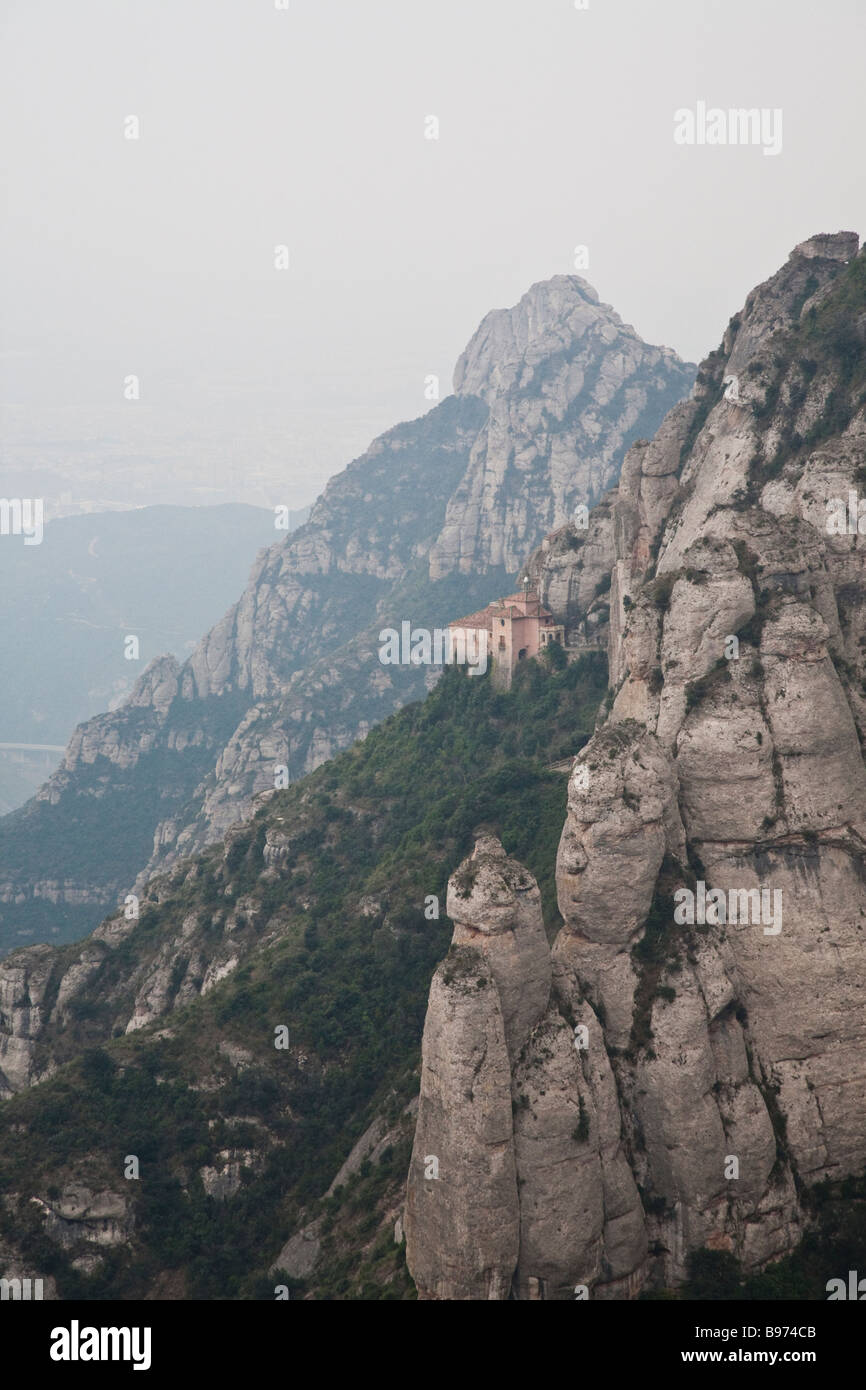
left=1, top=0, right=864, bottom=509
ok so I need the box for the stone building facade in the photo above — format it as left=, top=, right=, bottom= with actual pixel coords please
left=448, top=587, right=564, bottom=690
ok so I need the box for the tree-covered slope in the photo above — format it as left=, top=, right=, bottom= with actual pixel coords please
left=0, top=652, right=607, bottom=1300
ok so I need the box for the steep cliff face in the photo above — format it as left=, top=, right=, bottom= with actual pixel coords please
left=523, top=496, right=617, bottom=649
left=0, top=281, right=692, bottom=955
left=405, top=232, right=866, bottom=1297
left=430, top=277, right=692, bottom=579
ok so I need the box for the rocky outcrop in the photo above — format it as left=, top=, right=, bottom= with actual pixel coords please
left=445, top=835, right=551, bottom=1063
left=405, top=838, right=546, bottom=1298
left=199, top=1150, right=260, bottom=1201
left=406, top=836, right=647, bottom=1300
left=31, top=1185, right=133, bottom=1250
left=0, top=944, right=57, bottom=1097
left=523, top=493, right=616, bottom=649
left=0, top=814, right=308, bottom=1093
left=554, top=725, right=802, bottom=1285
left=594, top=234, right=866, bottom=1258
left=405, top=232, right=866, bottom=1297
left=405, top=939, right=519, bottom=1300
left=405, top=836, right=554, bottom=1298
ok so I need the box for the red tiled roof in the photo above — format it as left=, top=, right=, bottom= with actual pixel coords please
left=449, top=608, right=496, bottom=629
left=449, top=590, right=555, bottom=627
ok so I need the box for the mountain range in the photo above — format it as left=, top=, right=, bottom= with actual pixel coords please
left=2, top=233, right=864, bottom=1301
left=0, top=276, right=694, bottom=954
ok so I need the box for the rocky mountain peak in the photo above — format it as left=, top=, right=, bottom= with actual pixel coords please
left=721, top=230, right=859, bottom=378
left=430, top=276, right=695, bottom=580
left=454, top=273, right=630, bottom=405
left=0, top=270, right=694, bottom=954
left=792, top=230, right=858, bottom=263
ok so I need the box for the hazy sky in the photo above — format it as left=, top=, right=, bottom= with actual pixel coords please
left=1, top=0, right=864, bottom=512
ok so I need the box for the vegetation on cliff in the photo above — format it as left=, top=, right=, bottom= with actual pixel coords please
left=0, top=651, right=606, bottom=1299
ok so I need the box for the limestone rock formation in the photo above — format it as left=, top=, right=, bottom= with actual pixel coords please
left=405, top=232, right=866, bottom=1297
left=523, top=494, right=616, bottom=650
left=404, top=941, right=520, bottom=1300
left=406, top=835, right=649, bottom=1299
left=430, top=276, right=693, bottom=579
left=446, top=834, right=551, bottom=1063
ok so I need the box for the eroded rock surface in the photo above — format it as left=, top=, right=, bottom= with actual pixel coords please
left=405, top=232, right=866, bottom=1297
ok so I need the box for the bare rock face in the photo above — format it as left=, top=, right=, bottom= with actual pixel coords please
left=430, top=276, right=694, bottom=580
left=404, top=943, right=519, bottom=1300
left=406, top=232, right=866, bottom=1298
left=0, top=945, right=56, bottom=1096
left=406, top=837, right=554, bottom=1297
left=552, top=231, right=866, bottom=1291
left=199, top=1150, right=260, bottom=1201
left=406, top=839, right=649, bottom=1299
left=511, top=1012, right=605, bottom=1299
left=446, top=834, right=551, bottom=1063
left=556, top=723, right=686, bottom=949
left=32, top=1185, right=133, bottom=1249
left=554, top=725, right=686, bottom=1054
left=523, top=495, right=616, bottom=649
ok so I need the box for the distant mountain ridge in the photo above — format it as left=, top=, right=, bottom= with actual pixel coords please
left=0, top=277, right=695, bottom=954
left=0, top=504, right=282, bottom=814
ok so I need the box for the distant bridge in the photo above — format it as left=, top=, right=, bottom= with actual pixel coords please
left=0, top=743, right=66, bottom=753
